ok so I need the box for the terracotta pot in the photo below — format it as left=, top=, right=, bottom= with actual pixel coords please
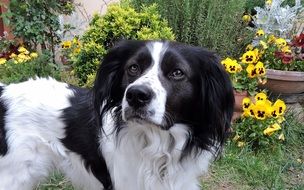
left=233, top=90, right=248, bottom=112
left=260, top=69, right=304, bottom=94
left=232, top=90, right=248, bottom=121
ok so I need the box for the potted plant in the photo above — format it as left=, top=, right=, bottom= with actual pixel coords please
left=252, top=32, right=304, bottom=94
left=221, top=56, right=267, bottom=120
left=248, top=0, right=304, bottom=94
left=233, top=92, right=287, bottom=149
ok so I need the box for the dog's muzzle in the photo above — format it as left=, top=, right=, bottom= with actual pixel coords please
left=124, top=85, right=156, bottom=121
left=126, top=85, right=154, bottom=108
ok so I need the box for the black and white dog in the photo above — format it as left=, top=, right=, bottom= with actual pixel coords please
left=0, top=40, right=234, bottom=190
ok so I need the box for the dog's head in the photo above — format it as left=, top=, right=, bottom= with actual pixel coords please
left=93, top=40, right=234, bottom=152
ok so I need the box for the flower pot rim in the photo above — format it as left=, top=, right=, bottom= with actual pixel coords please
left=266, top=69, right=304, bottom=81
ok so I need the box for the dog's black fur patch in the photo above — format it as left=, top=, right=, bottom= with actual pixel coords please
left=61, top=86, right=112, bottom=190
left=0, top=86, right=8, bottom=156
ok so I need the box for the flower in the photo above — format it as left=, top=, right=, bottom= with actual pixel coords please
left=0, top=58, right=6, bottom=65
left=263, top=123, right=281, bottom=136
left=278, top=133, right=285, bottom=141
left=235, top=91, right=287, bottom=149
left=30, top=52, right=38, bottom=58
left=241, top=50, right=257, bottom=64
left=61, top=41, right=72, bottom=49
left=242, top=14, right=251, bottom=23
left=255, top=62, right=266, bottom=76
left=256, top=29, right=265, bottom=37
left=251, top=32, right=304, bottom=71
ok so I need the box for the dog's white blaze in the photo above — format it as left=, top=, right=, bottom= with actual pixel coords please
left=122, top=42, right=168, bottom=124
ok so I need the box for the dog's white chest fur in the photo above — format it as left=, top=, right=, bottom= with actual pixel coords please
left=101, top=117, right=213, bottom=190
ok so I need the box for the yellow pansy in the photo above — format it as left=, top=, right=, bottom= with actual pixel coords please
left=255, top=92, right=267, bottom=102
left=275, top=38, right=287, bottom=47
left=267, top=34, right=276, bottom=44
left=18, top=46, right=28, bottom=53
left=61, top=40, right=72, bottom=49
left=281, top=46, right=291, bottom=53
left=256, top=29, right=265, bottom=37
left=253, top=101, right=269, bottom=120
left=259, top=40, right=268, bottom=49
left=272, top=99, right=286, bottom=116
left=277, top=116, right=285, bottom=123
left=263, top=123, right=281, bottom=136
left=245, top=44, right=254, bottom=52
left=278, top=133, right=285, bottom=141
left=266, top=0, right=272, bottom=6
left=246, top=64, right=257, bottom=78
left=0, top=58, right=7, bottom=65
left=243, top=104, right=255, bottom=117
left=242, top=97, right=251, bottom=110
left=242, top=14, right=251, bottom=23
left=255, top=62, right=266, bottom=76
left=9, top=53, right=17, bottom=58
left=221, top=58, right=241, bottom=73
left=237, top=141, right=245, bottom=147
left=241, top=50, right=257, bottom=64
left=233, top=134, right=240, bottom=141
left=30, top=52, right=38, bottom=58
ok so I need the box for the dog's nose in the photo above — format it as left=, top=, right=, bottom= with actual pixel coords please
left=126, top=85, right=154, bottom=108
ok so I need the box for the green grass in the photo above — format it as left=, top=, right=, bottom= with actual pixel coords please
left=202, top=111, right=304, bottom=190
left=38, top=111, right=304, bottom=190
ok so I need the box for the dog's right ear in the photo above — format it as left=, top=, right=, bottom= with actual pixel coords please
left=93, top=40, right=146, bottom=118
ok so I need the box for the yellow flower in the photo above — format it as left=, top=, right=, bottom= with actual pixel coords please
left=256, top=29, right=265, bottom=37
left=275, top=38, right=287, bottom=47
left=243, top=104, right=255, bottom=117
left=277, top=116, right=285, bottom=123
left=255, top=62, right=266, bottom=76
left=267, top=34, right=276, bottom=44
left=253, top=101, right=269, bottom=120
left=272, top=99, right=286, bottom=116
left=18, top=46, right=28, bottom=53
left=278, top=133, right=285, bottom=141
left=263, top=123, right=281, bottom=136
left=30, top=52, right=38, bottom=58
left=255, top=92, right=267, bottom=102
left=9, top=53, right=17, bottom=58
left=242, top=14, right=251, bottom=23
left=242, top=97, right=251, bottom=110
left=241, top=50, right=257, bottom=64
left=246, top=64, right=257, bottom=78
left=237, top=141, right=245, bottom=147
left=281, top=46, right=291, bottom=53
left=245, top=44, right=254, bottom=52
left=266, top=0, right=272, bottom=6
left=233, top=134, right=240, bottom=141
left=259, top=40, right=268, bottom=49
left=0, top=58, right=7, bottom=65
left=221, top=58, right=241, bottom=73
left=61, top=40, right=72, bottom=49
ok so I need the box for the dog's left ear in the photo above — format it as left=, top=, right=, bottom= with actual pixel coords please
left=93, top=40, right=146, bottom=117
left=190, top=47, right=234, bottom=152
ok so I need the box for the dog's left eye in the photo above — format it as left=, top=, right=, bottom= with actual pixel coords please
left=169, top=69, right=184, bottom=80
left=128, top=64, right=140, bottom=76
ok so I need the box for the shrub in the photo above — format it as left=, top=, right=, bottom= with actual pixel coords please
left=130, top=0, right=251, bottom=57
left=71, top=3, right=175, bottom=85
left=0, top=50, right=60, bottom=84
left=1, top=0, right=74, bottom=61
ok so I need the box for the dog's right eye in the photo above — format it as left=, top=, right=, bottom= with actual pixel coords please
left=128, top=64, right=140, bottom=76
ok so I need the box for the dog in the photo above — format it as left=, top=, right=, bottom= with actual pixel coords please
left=0, top=40, right=234, bottom=190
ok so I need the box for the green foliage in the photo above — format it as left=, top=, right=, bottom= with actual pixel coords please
left=0, top=52, right=60, bottom=84
left=72, top=3, right=175, bottom=85
left=130, top=0, right=251, bottom=57
left=1, top=0, right=74, bottom=53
